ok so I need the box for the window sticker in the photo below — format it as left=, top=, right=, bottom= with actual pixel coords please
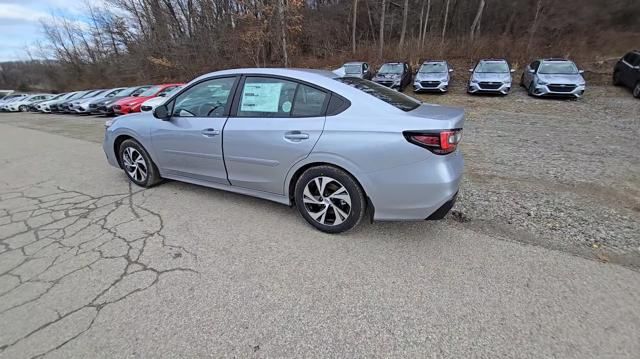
left=281, top=101, right=292, bottom=112
left=241, top=82, right=283, bottom=112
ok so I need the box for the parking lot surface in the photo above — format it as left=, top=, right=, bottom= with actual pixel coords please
left=1, top=86, right=639, bottom=358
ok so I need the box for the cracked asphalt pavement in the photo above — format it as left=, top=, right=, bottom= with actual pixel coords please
left=1, top=97, right=639, bottom=358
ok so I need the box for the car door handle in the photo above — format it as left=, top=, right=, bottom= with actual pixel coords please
left=201, top=128, right=220, bottom=137
left=284, top=131, right=309, bottom=141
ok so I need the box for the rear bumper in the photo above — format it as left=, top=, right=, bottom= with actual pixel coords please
left=368, top=150, right=463, bottom=221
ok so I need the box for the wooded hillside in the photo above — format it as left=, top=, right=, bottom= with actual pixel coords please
left=2, top=0, right=639, bottom=91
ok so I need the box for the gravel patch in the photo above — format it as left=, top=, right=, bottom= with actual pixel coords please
left=413, top=85, right=640, bottom=264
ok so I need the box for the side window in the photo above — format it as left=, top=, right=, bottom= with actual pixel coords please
left=292, top=84, right=328, bottom=117
left=623, top=53, right=635, bottom=64
left=631, top=54, right=640, bottom=66
left=237, top=77, right=297, bottom=117
left=172, top=77, right=236, bottom=118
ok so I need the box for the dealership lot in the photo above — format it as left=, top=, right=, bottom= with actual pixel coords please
left=0, top=86, right=639, bottom=357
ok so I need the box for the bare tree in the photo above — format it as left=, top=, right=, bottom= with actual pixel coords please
left=441, top=0, right=450, bottom=46
left=378, top=0, right=386, bottom=59
left=527, top=0, right=544, bottom=55
left=470, top=0, right=486, bottom=41
left=352, top=0, right=358, bottom=54
left=421, top=0, right=431, bottom=48
left=398, top=0, right=409, bottom=49
left=278, top=0, right=289, bottom=66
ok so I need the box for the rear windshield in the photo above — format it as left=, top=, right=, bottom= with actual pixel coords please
left=336, top=77, right=420, bottom=112
left=344, top=64, right=362, bottom=74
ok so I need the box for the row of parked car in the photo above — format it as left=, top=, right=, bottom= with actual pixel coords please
left=336, top=50, right=640, bottom=98
left=0, top=83, right=185, bottom=115
left=1, top=51, right=638, bottom=115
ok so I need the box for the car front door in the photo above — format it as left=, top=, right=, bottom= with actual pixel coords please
left=150, top=76, right=238, bottom=184
left=223, top=76, right=329, bottom=194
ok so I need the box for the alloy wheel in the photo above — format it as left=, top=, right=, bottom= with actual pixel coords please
left=122, top=147, right=148, bottom=182
left=634, top=83, right=640, bottom=98
left=302, top=176, right=352, bottom=226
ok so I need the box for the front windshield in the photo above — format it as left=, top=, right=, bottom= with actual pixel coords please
left=419, top=62, right=447, bottom=73
left=158, top=86, right=182, bottom=97
left=50, top=93, right=65, bottom=100
left=139, top=85, right=163, bottom=97
left=344, top=65, right=362, bottom=74
left=379, top=63, right=404, bottom=74
left=336, top=77, right=420, bottom=112
left=475, top=62, right=509, bottom=73
left=538, top=62, right=579, bottom=74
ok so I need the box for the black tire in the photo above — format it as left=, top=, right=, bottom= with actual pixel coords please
left=612, top=71, right=622, bottom=86
left=118, top=139, right=162, bottom=188
left=633, top=82, right=640, bottom=99
left=294, top=165, right=366, bottom=234
left=19, top=105, right=27, bottom=112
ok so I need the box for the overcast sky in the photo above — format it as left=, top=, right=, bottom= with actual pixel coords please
left=0, top=0, right=99, bottom=62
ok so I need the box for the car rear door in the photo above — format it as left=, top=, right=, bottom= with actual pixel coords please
left=223, top=76, right=329, bottom=194
left=150, top=76, right=238, bottom=184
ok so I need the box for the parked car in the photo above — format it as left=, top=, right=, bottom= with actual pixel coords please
left=372, top=61, right=412, bottom=90
left=521, top=58, right=586, bottom=98
left=113, top=84, right=184, bottom=115
left=341, top=62, right=374, bottom=79
left=468, top=59, right=514, bottom=95
left=31, top=93, right=66, bottom=111
left=103, top=68, right=464, bottom=233
left=0, top=94, right=27, bottom=110
left=70, top=88, right=126, bottom=114
left=65, top=89, right=107, bottom=113
left=6, top=94, right=54, bottom=112
left=413, top=60, right=453, bottom=93
left=51, top=90, right=94, bottom=113
left=613, top=50, right=640, bottom=98
left=140, top=86, right=184, bottom=112
left=96, top=85, right=152, bottom=116
left=41, top=92, right=78, bottom=113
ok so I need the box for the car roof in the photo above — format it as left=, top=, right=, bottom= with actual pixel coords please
left=195, top=68, right=339, bottom=83
left=479, top=58, right=508, bottom=62
left=421, top=60, right=447, bottom=64
left=344, top=61, right=366, bottom=65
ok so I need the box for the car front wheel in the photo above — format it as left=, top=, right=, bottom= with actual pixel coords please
left=118, top=139, right=161, bottom=188
left=633, top=82, right=640, bottom=98
left=19, top=105, right=27, bottom=112
left=295, top=165, right=366, bottom=233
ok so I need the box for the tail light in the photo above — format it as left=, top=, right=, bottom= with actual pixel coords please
left=403, top=129, right=463, bottom=155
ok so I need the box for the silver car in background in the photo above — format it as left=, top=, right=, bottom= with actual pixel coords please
left=468, top=59, right=514, bottom=95
left=521, top=58, right=586, bottom=98
left=104, top=68, right=464, bottom=233
left=342, top=62, right=373, bottom=79
left=414, top=60, right=453, bottom=93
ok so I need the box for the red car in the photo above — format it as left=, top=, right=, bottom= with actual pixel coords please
left=113, top=83, right=184, bottom=115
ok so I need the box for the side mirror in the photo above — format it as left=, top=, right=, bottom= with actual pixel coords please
left=468, top=69, right=473, bottom=72
left=153, top=104, right=170, bottom=120
left=578, top=70, right=585, bottom=74
left=510, top=69, right=516, bottom=73
left=132, top=94, right=139, bottom=97
left=528, top=69, right=535, bottom=73
left=449, top=69, right=454, bottom=73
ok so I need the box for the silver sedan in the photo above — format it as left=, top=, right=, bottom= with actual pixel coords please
left=103, top=69, right=464, bottom=233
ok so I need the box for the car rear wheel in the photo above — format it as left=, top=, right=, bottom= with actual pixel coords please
left=118, top=139, right=162, bottom=188
left=19, top=105, right=27, bottom=112
left=295, top=165, right=365, bottom=234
